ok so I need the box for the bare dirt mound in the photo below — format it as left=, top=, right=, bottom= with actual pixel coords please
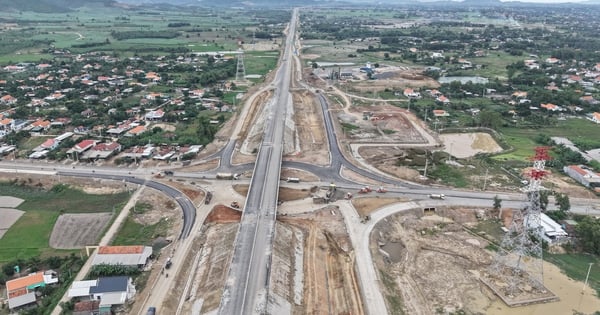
left=49, top=213, right=112, bottom=249
left=352, top=197, right=409, bottom=217
left=439, top=132, right=502, bottom=158
left=357, top=146, right=425, bottom=182
left=280, top=168, right=320, bottom=182
left=233, top=184, right=312, bottom=202
left=205, top=205, right=242, bottom=224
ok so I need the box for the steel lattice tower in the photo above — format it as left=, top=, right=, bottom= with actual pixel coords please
left=488, top=147, right=550, bottom=295
left=235, top=51, right=247, bottom=83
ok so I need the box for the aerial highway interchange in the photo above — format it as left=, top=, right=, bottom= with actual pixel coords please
left=1, top=8, right=600, bottom=315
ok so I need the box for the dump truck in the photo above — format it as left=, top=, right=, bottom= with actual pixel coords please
left=429, top=193, right=445, bottom=200
left=286, top=177, right=300, bottom=183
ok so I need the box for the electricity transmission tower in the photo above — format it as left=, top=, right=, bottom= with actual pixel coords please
left=235, top=51, right=247, bottom=83
left=488, top=147, right=550, bottom=295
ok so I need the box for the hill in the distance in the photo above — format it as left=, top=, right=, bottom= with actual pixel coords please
left=0, top=0, right=116, bottom=13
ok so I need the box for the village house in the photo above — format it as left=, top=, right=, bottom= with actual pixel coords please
left=126, top=125, right=147, bottom=137
left=68, top=276, right=136, bottom=314
left=145, top=108, right=165, bottom=121
left=91, top=245, right=153, bottom=267
left=38, top=138, right=59, bottom=151
left=563, top=165, right=600, bottom=192
left=6, top=271, right=59, bottom=310
left=402, top=88, right=421, bottom=99
left=540, top=103, right=562, bottom=112
left=588, top=112, right=600, bottom=124
left=0, top=94, right=17, bottom=105
left=436, top=95, right=450, bottom=104
left=28, top=120, right=51, bottom=135
left=67, top=139, right=98, bottom=160
left=0, top=118, right=15, bottom=136
left=433, top=109, right=449, bottom=117
left=81, top=142, right=122, bottom=160
left=537, top=213, right=569, bottom=244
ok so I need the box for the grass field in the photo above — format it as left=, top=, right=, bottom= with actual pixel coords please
left=545, top=252, right=600, bottom=296
left=0, top=182, right=130, bottom=262
left=244, top=50, right=280, bottom=76
left=0, top=6, right=286, bottom=64
left=495, top=118, right=600, bottom=161
left=112, top=216, right=170, bottom=247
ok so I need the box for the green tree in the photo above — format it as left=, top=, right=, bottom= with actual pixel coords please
left=575, top=216, right=600, bottom=255
left=478, top=110, right=503, bottom=130
left=493, top=195, right=502, bottom=211
left=555, top=192, right=571, bottom=212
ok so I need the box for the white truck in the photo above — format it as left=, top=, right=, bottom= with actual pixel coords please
left=286, top=177, right=300, bottom=183
left=216, top=173, right=240, bottom=180
left=429, top=193, right=445, bottom=200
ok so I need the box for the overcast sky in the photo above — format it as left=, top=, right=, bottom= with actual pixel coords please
left=499, top=0, right=587, bottom=2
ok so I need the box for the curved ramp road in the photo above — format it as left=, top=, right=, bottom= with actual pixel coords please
left=57, top=172, right=196, bottom=239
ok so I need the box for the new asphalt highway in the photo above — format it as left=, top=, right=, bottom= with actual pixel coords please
left=218, top=9, right=298, bottom=315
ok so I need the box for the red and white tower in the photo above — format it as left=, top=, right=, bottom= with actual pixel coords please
left=488, top=147, right=550, bottom=295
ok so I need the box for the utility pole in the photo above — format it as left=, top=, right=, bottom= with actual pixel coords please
left=583, top=263, right=593, bottom=293
left=423, top=150, right=429, bottom=178
left=483, top=168, right=489, bottom=191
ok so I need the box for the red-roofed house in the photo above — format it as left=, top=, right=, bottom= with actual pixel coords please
left=540, top=103, right=561, bottom=111
left=436, top=95, right=450, bottom=104
left=6, top=271, right=58, bottom=310
left=580, top=95, right=598, bottom=105
left=83, top=142, right=122, bottom=160
left=511, top=91, right=528, bottom=98
left=564, top=165, right=600, bottom=190
left=433, top=109, right=449, bottom=117
left=68, top=139, right=98, bottom=160
left=145, top=108, right=165, bottom=121
left=39, top=138, right=59, bottom=151
left=29, top=120, right=51, bottom=133
left=145, top=92, right=163, bottom=101
left=589, top=112, right=600, bottom=124
left=1, top=95, right=17, bottom=105
left=126, top=125, right=146, bottom=137
left=145, top=72, right=161, bottom=82
left=0, top=118, right=15, bottom=136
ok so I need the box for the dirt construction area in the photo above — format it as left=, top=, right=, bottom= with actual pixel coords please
left=339, top=104, right=429, bottom=144
left=277, top=205, right=364, bottom=314
left=285, top=90, right=330, bottom=166
left=372, top=208, right=600, bottom=315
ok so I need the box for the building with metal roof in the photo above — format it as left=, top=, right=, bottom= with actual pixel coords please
left=91, top=245, right=153, bottom=267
